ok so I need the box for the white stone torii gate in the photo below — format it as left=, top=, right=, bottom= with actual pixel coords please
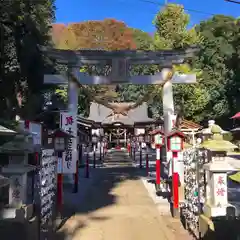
left=42, top=47, right=198, bottom=176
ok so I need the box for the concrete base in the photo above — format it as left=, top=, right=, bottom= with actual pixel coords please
left=141, top=178, right=171, bottom=215
left=0, top=204, right=34, bottom=221
left=199, top=214, right=215, bottom=238
left=53, top=214, right=63, bottom=231
left=203, top=203, right=228, bottom=218
left=172, top=207, right=180, bottom=219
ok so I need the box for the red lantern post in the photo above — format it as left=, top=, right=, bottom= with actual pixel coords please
left=149, top=129, right=164, bottom=190
left=167, top=130, right=184, bottom=218
left=50, top=129, right=74, bottom=215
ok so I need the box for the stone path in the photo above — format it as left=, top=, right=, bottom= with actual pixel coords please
left=56, top=150, right=191, bottom=240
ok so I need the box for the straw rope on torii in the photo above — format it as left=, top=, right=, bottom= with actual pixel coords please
left=69, top=70, right=174, bottom=116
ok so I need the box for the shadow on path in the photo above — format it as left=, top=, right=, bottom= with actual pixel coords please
left=55, top=151, right=148, bottom=240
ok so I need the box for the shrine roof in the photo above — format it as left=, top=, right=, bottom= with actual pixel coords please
left=77, top=115, right=100, bottom=128
left=88, top=102, right=156, bottom=126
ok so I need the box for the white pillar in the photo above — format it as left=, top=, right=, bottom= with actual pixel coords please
left=192, top=130, right=195, bottom=145
left=124, top=130, right=127, bottom=147
left=162, top=69, right=176, bottom=167
left=162, top=68, right=175, bottom=136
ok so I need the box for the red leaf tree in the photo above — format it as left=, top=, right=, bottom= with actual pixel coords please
left=52, top=19, right=137, bottom=50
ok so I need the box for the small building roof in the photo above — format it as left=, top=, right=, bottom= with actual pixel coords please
left=180, top=119, right=202, bottom=131
left=0, top=175, right=9, bottom=188
left=231, top=112, right=240, bottom=119
left=231, top=127, right=240, bottom=132
left=0, top=125, right=17, bottom=136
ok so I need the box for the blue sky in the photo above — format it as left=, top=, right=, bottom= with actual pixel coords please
left=55, top=0, right=239, bottom=32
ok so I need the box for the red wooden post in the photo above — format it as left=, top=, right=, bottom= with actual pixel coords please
left=127, top=143, right=131, bottom=154
left=139, top=143, right=143, bottom=168
left=146, top=152, right=149, bottom=176
left=133, top=143, right=136, bottom=162
left=172, top=151, right=179, bottom=216
left=85, top=146, right=89, bottom=178
left=73, top=160, right=78, bottom=193
left=155, top=144, right=161, bottom=187
left=130, top=143, right=132, bottom=157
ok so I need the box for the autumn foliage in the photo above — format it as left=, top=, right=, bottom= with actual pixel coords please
left=52, top=19, right=137, bottom=50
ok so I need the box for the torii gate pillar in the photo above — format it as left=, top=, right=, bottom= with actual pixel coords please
left=162, top=68, right=175, bottom=135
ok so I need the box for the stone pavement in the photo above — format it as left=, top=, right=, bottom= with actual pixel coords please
left=56, top=150, right=192, bottom=240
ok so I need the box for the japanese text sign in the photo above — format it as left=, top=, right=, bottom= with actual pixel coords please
left=60, top=111, right=77, bottom=173
left=9, top=175, right=24, bottom=207
left=213, top=173, right=228, bottom=206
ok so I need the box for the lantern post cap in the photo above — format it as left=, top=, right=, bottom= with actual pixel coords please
left=167, top=129, right=184, bottom=138
left=203, top=161, right=235, bottom=172
left=149, top=129, right=164, bottom=135
left=50, top=129, right=75, bottom=138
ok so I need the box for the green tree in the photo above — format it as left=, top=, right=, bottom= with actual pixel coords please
left=131, top=28, right=153, bottom=50
left=0, top=0, right=56, bottom=120
left=153, top=4, right=200, bottom=49
left=152, top=4, right=209, bottom=122
left=194, top=15, right=240, bottom=126
left=117, top=29, right=156, bottom=114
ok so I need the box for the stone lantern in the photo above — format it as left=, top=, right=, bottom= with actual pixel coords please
left=201, top=124, right=237, bottom=218
left=0, top=134, right=36, bottom=219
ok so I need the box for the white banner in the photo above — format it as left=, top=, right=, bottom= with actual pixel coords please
left=19, top=120, right=42, bottom=145
left=60, top=111, right=77, bottom=173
